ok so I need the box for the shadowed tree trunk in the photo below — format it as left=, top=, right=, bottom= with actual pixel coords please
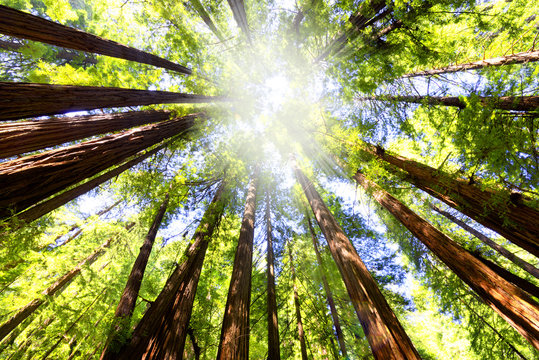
left=353, top=171, right=539, bottom=349
left=0, top=82, right=224, bottom=121
left=0, top=110, right=173, bottom=159
left=358, top=142, right=539, bottom=257
left=0, top=5, right=191, bottom=74
left=217, top=167, right=259, bottom=360
left=430, top=204, right=539, bottom=279
left=227, top=0, right=252, bottom=44
left=288, top=243, right=308, bottom=360
left=0, top=114, right=198, bottom=219
left=265, top=193, right=281, bottom=360
left=293, top=162, right=421, bottom=360
left=100, top=190, right=171, bottom=359
left=190, top=0, right=226, bottom=42
left=357, top=94, right=539, bottom=111
left=114, top=180, right=226, bottom=359
left=400, top=50, right=539, bottom=78
left=306, top=216, right=347, bottom=358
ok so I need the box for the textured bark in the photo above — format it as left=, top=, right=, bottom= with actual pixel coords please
left=190, top=0, right=226, bottom=42
left=217, top=168, right=259, bottom=360
left=401, top=50, right=539, bottom=78
left=13, top=143, right=166, bottom=226
left=0, top=5, right=191, bottom=74
left=0, top=114, right=198, bottom=219
left=354, top=171, right=539, bottom=349
left=0, top=82, right=223, bottom=121
left=265, top=193, right=281, bottom=360
left=307, top=216, right=347, bottom=358
left=294, top=164, right=421, bottom=360
left=430, top=204, right=539, bottom=279
left=227, top=0, right=252, bottom=44
left=358, top=94, right=539, bottom=111
left=0, top=110, right=172, bottom=159
left=114, top=181, right=226, bottom=360
left=359, top=142, right=539, bottom=257
left=288, top=244, right=308, bottom=360
left=0, top=237, right=114, bottom=342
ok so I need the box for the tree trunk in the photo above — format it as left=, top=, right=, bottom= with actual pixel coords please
left=190, top=0, right=225, bottom=42
left=0, top=5, right=191, bottom=74
left=0, top=237, right=115, bottom=341
left=265, top=193, right=281, bottom=360
left=100, top=191, right=171, bottom=358
left=400, top=50, right=539, bottom=78
left=293, top=163, right=421, bottom=360
left=358, top=94, right=539, bottom=111
left=306, top=216, right=347, bottom=358
left=0, top=110, right=172, bottom=159
left=114, top=181, right=226, bottom=359
left=12, top=142, right=167, bottom=226
left=430, top=204, right=539, bottom=279
left=288, top=243, right=309, bottom=360
left=358, top=142, right=539, bottom=257
left=0, top=114, right=198, bottom=219
left=0, top=82, right=223, bottom=121
left=353, top=171, right=539, bottom=349
left=226, top=0, right=252, bottom=44
left=0, top=39, right=97, bottom=66
left=217, top=167, right=259, bottom=360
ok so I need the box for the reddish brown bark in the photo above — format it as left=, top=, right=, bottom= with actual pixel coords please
left=354, top=171, right=539, bottom=349
left=0, top=82, right=223, bottom=121
left=0, top=114, right=198, bottom=219
left=288, top=243, right=309, bottom=360
left=227, top=0, right=252, bottom=44
left=0, top=110, right=172, bottom=159
left=359, top=143, right=539, bottom=257
left=0, top=5, right=191, bottom=74
left=217, top=168, right=259, bottom=360
left=294, top=164, right=421, bottom=360
left=430, top=204, right=539, bottom=279
left=401, top=50, right=539, bottom=78
left=0, top=237, right=114, bottom=341
left=265, top=193, right=281, bottom=360
left=307, top=216, right=347, bottom=358
left=113, top=181, right=226, bottom=359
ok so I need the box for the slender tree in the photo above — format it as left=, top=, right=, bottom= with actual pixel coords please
left=265, top=193, right=281, bottom=360
left=190, top=0, right=226, bottom=42
left=287, top=242, right=309, bottom=360
left=0, top=114, right=198, bottom=219
left=353, top=171, right=539, bottom=349
left=227, top=0, right=252, bottom=44
left=0, top=5, right=191, bottom=74
left=0, top=110, right=173, bottom=159
left=430, top=204, right=539, bottom=279
left=306, top=215, right=347, bottom=358
left=217, top=167, right=259, bottom=360
left=357, top=142, right=539, bottom=257
left=293, top=162, right=421, bottom=360
left=115, top=180, right=226, bottom=359
left=0, top=82, right=223, bottom=121
left=400, top=50, right=539, bottom=78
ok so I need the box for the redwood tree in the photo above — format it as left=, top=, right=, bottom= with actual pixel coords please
left=288, top=242, right=308, bottom=360
left=265, top=193, right=281, bottom=360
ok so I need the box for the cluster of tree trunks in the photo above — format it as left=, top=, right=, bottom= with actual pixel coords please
left=226, top=0, right=252, bottom=44
left=353, top=171, right=539, bottom=349
left=265, top=193, right=281, bottom=360
left=0, top=113, right=198, bottom=219
left=0, top=5, right=191, bottom=74
left=293, top=162, right=421, bottom=360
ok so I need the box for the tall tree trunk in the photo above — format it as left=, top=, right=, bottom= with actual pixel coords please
left=0, top=82, right=223, bottom=121
left=288, top=243, right=309, bottom=360
left=101, top=191, right=171, bottom=358
left=400, top=50, right=539, bottom=78
left=0, top=114, right=198, bottom=219
left=265, top=193, right=281, bottom=360
left=0, top=39, right=97, bottom=65
left=0, top=236, right=117, bottom=341
left=12, top=142, right=167, bottom=226
left=306, top=216, right=347, bottom=358
left=0, top=110, right=172, bottom=159
left=189, top=0, right=226, bottom=42
left=217, top=167, right=259, bottom=360
left=358, top=142, right=539, bottom=257
left=293, top=163, right=421, bottom=360
left=353, top=171, right=539, bottom=349
left=358, top=94, right=539, bottom=111
left=114, top=180, right=226, bottom=359
left=226, top=0, right=252, bottom=44
left=430, top=204, right=539, bottom=279
left=0, top=5, right=191, bottom=74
